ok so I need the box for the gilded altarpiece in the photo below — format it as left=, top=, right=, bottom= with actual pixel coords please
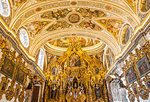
left=0, top=37, right=29, bottom=102
left=44, top=42, right=108, bottom=102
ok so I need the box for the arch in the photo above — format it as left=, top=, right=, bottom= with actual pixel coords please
left=29, top=29, right=121, bottom=56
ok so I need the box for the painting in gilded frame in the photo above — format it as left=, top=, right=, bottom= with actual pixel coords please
left=15, top=68, right=25, bottom=84
left=1, top=57, right=15, bottom=78
left=125, top=66, right=137, bottom=85
left=146, top=80, right=150, bottom=90
left=136, top=55, right=150, bottom=77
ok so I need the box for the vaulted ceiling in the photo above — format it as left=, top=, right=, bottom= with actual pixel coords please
left=0, top=0, right=149, bottom=71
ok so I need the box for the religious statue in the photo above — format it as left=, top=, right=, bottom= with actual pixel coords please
left=95, top=84, right=101, bottom=100
left=52, top=66, right=57, bottom=76
left=51, top=84, right=57, bottom=99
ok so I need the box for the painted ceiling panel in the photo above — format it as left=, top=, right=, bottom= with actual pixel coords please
left=0, top=0, right=143, bottom=57
left=96, top=19, right=124, bottom=42
left=48, top=36, right=101, bottom=48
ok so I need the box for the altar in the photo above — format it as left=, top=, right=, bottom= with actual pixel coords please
left=44, top=43, right=108, bottom=102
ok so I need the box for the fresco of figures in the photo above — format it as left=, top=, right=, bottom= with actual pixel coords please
left=41, top=8, right=106, bottom=20
left=78, top=20, right=102, bottom=31
left=48, top=37, right=100, bottom=47
left=47, top=21, right=71, bottom=31
left=97, top=19, right=124, bottom=41
left=41, top=8, right=72, bottom=20
left=25, top=21, right=51, bottom=38
left=76, top=8, right=106, bottom=18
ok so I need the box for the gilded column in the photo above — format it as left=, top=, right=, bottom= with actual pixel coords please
left=59, top=83, right=64, bottom=102
left=86, top=87, right=89, bottom=102
left=44, top=83, right=48, bottom=102
left=89, top=85, right=93, bottom=102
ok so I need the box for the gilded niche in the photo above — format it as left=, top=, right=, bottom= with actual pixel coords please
left=40, top=8, right=105, bottom=31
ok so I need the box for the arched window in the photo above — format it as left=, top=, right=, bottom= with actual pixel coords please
left=37, top=48, right=45, bottom=70
left=19, top=28, right=29, bottom=48
left=0, top=0, right=10, bottom=17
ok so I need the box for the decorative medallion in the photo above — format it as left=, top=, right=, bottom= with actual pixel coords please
left=71, top=1, right=77, bottom=5
left=68, top=14, right=80, bottom=23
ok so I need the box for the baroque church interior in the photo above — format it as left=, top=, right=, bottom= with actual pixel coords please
left=0, top=0, right=150, bottom=102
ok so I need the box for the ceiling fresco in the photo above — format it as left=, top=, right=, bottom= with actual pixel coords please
left=44, top=8, right=106, bottom=31
left=48, top=36, right=101, bottom=48
left=25, top=21, right=51, bottom=38
left=140, top=0, right=150, bottom=12
left=96, top=19, right=124, bottom=41
left=41, top=8, right=72, bottom=20
left=47, top=21, right=72, bottom=31
left=0, top=1, right=150, bottom=102
left=0, top=0, right=149, bottom=81
left=0, top=0, right=147, bottom=59
left=76, top=8, right=106, bottom=18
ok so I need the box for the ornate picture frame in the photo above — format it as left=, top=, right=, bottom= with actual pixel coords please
left=15, top=67, right=26, bottom=84
left=131, top=83, right=140, bottom=101
left=143, top=74, right=150, bottom=92
left=1, top=57, right=15, bottom=78
left=136, top=54, right=150, bottom=77
left=137, top=80, right=149, bottom=100
left=127, top=87, right=135, bottom=102
left=125, top=66, right=137, bottom=85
